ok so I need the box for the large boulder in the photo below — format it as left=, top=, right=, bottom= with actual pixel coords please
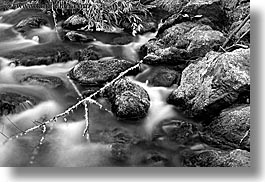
left=181, top=148, right=250, bottom=167
left=102, top=78, right=150, bottom=121
left=69, top=58, right=136, bottom=86
left=168, top=48, right=250, bottom=119
left=142, top=23, right=225, bottom=65
left=201, top=105, right=250, bottom=150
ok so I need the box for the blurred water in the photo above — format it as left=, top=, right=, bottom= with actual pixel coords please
left=0, top=8, right=182, bottom=167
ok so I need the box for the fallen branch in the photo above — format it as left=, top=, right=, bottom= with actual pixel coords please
left=2, top=61, right=142, bottom=144
left=220, top=14, right=250, bottom=51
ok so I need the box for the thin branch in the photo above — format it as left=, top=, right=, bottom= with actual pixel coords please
left=5, top=116, right=24, bottom=132
left=29, top=124, right=47, bottom=165
left=235, top=28, right=250, bottom=45
left=2, top=61, right=142, bottom=144
left=220, top=14, right=250, bottom=51
left=239, top=129, right=250, bottom=145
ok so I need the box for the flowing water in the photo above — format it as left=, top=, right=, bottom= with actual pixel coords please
left=0, top=8, right=185, bottom=167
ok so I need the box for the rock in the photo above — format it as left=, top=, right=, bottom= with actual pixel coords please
left=102, top=78, right=150, bottom=121
left=111, top=36, right=134, bottom=45
left=137, top=66, right=181, bottom=87
left=3, top=48, right=72, bottom=66
left=0, top=92, right=35, bottom=116
left=221, top=0, right=250, bottom=23
left=76, top=45, right=103, bottom=61
left=19, top=74, right=64, bottom=89
left=142, top=23, right=225, bottom=65
left=15, top=16, right=49, bottom=32
left=65, top=31, right=95, bottom=42
left=182, top=0, right=226, bottom=30
left=181, top=148, right=250, bottom=167
left=201, top=105, right=250, bottom=150
left=69, top=58, right=136, bottom=86
left=141, top=151, right=169, bottom=167
left=168, top=48, right=250, bottom=119
left=62, top=14, right=88, bottom=30
left=155, top=119, right=199, bottom=145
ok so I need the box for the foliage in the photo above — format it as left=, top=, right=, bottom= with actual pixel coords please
left=72, top=0, right=152, bottom=34
left=151, top=0, right=188, bottom=13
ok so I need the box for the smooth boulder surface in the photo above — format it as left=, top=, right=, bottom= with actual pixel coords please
left=69, top=58, right=136, bottom=86
left=168, top=48, right=250, bottom=119
left=181, top=148, right=250, bottom=167
left=102, top=78, right=150, bottom=121
left=201, top=105, right=250, bottom=150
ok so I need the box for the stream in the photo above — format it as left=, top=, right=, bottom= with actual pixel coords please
left=0, top=8, right=186, bottom=167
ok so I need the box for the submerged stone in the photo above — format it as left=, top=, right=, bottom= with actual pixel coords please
left=19, top=74, right=64, bottom=89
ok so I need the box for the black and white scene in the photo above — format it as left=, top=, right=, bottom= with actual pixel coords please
left=0, top=0, right=250, bottom=167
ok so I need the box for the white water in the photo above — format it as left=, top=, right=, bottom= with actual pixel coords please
left=0, top=8, right=183, bottom=166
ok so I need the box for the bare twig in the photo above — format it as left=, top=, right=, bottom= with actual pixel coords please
left=220, top=14, right=250, bottom=51
left=2, top=61, right=142, bottom=144
left=5, top=116, right=24, bottom=132
left=29, top=124, right=47, bottom=165
left=235, top=28, right=250, bottom=45
left=240, top=129, right=250, bottom=145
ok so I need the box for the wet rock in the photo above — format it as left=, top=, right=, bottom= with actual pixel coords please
left=0, top=92, right=35, bottom=116
left=201, top=105, right=250, bottom=150
left=103, top=78, right=150, bottom=121
left=65, top=31, right=95, bottom=43
left=181, top=148, right=250, bottom=167
left=141, top=151, right=169, bottom=167
left=76, top=45, right=102, bottom=61
left=4, top=49, right=72, bottom=66
left=19, top=74, right=64, bottom=89
left=137, top=66, right=181, bottom=87
left=159, top=120, right=198, bottom=145
left=168, top=48, right=250, bottom=119
left=15, top=16, right=49, bottom=32
left=111, top=36, right=134, bottom=45
left=182, top=0, right=226, bottom=30
left=143, top=23, right=225, bottom=65
left=62, top=14, right=88, bottom=30
left=69, top=58, right=135, bottom=86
